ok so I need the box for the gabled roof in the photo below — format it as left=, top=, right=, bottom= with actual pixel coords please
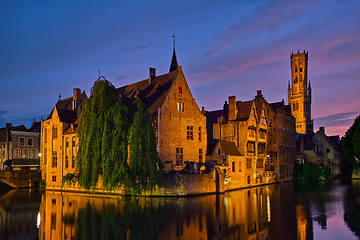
left=57, top=108, right=78, bottom=123
left=236, top=100, right=253, bottom=121
left=117, top=66, right=182, bottom=116
left=206, top=109, right=223, bottom=124
left=169, top=47, right=178, bottom=73
left=29, top=121, right=41, bottom=132
left=219, top=140, right=241, bottom=156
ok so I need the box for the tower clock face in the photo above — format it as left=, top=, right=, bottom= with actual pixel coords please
left=294, top=78, right=298, bottom=84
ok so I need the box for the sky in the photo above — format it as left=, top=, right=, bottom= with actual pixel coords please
left=1, top=0, right=359, bottom=137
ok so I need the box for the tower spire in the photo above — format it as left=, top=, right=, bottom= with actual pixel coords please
left=169, top=34, right=178, bottom=73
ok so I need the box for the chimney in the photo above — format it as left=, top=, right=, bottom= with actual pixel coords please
left=149, top=67, right=156, bottom=84
left=319, top=127, right=325, bottom=135
left=228, top=95, right=237, bottom=121
left=73, top=88, right=81, bottom=110
left=257, top=90, right=262, bottom=96
left=5, top=123, right=11, bottom=142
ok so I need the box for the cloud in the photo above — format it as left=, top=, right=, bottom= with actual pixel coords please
left=313, top=111, right=359, bottom=128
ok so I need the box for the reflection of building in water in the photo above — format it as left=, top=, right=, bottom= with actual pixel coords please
left=0, top=189, right=40, bottom=239
left=296, top=204, right=307, bottom=240
left=38, top=187, right=270, bottom=240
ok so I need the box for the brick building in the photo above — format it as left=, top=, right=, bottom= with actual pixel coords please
left=40, top=88, right=86, bottom=188
left=0, top=122, right=41, bottom=171
left=117, top=49, right=207, bottom=172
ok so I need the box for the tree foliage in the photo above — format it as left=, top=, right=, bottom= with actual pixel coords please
left=342, top=114, right=360, bottom=171
left=292, top=163, right=329, bottom=181
left=62, top=78, right=163, bottom=193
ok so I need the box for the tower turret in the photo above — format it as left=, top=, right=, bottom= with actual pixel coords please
left=288, top=50, right=313, bottom=134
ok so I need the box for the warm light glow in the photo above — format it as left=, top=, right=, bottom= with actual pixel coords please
left=267, top=195, right=271, bottom=222
left=37, top=212, right=41, bottom=228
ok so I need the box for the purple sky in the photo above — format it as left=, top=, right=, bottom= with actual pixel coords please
left=1, top=0, right=359, bottom=137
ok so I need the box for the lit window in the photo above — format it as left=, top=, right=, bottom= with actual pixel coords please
left=177, top=102, right=184, bottom=112
left=52, top=151, right=57, bottom=168
left=23, top=149, right=29, bottom=158
left=19, top=137, right=25, bottom=146
left=176, top=148, right=183, bottom=166
left=261, top=117, right=266, bottom=125
left=187, top=126, right=193, bottom=140
left=32, top=149, right=37, bottom=158
left=15, top=149, right=20, bottom=158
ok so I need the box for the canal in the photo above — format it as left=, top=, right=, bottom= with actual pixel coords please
left=0, top=179, right=359, bottom=240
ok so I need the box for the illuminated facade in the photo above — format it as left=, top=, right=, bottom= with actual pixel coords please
left=288, top=50, right=313, bottom=134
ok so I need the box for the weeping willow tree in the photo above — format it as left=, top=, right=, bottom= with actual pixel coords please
left=62, top=77, right=163, bottom=193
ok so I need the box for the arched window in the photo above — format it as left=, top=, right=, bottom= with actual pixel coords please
left=27, top=137, right=33, bottom=146
left=53, top=125, right=58, bottom=139
left=19, top=137, right=25, bottom=146
left=14, top=149, right=20, bottom=158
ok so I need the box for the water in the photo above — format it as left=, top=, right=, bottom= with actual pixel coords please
left=0, top=179, right=359, bottom=240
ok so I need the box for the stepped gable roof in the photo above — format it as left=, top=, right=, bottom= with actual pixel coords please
left=117, top=67, right=181, bottom=116
left=236, top=100, right=253, bottom=121
left=219, top=140, right=241, bottom=156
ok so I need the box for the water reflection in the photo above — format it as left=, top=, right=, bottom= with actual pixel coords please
left=1, top=180, right=359, bottom=239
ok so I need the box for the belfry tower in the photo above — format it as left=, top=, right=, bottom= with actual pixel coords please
left=288, top=50, right=313, bottom=134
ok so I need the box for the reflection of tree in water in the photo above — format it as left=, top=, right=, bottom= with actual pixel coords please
left=343, top=180, right=360, bottom=237
left=62, top=200, right=164, bottom=240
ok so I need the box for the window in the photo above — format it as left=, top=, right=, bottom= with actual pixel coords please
left=295, top=67, right=298, bottom=73
left=269, top=121, right=272, bottom=129
left=72, top=155, right=75, bottom=168
left=27, top=138, right=33, bottom=146
left=293, top=103, right=296, bottom=111
left=176, top=148, right=183, bottom=166
left=15, top=149, right=20, bottom=158
left=198, top=127, right=202, bottom=141
left=72, top=139, right=76, bottom=147
left=260, top=130, right=266, bottom=139
left=23, top=149, right=29, bottom=158
left=65, top=156, right=69, bottom=168
left=66, top=139, right=69, bottom=148
left=300, top=67, right=303, bottom=72
left=246, top=158, right=252, bottom=169
left=32, top=149, right=37, bottom=158
left=44, top=148, right=47, bottom=165
left=52, top=175, right=56, bottom=182
left=52, top=199, right=56, bottom=205
left=178, top=87, right=182, bottom=94
left=53, top=125, right=58, bottom=139
left=232, top=162, right=235, bottom=172
left=296, top=102, right=299, bottom=110
left=256, top=159, right=264, bottom=168
left=52, top=151, right=57, bottom=168
left=19, top=137, right=25, bottom=146
left=247, top=142, right=255, bottom=153
left=249, top=128, right=255, bottom=137
left=187, top=126, right=193, bottom=140
left=199, top=149, right=202, bottom=162
left=44, top=128, right=48, bottom=143
left=177, top=102, right=184, bottom=112
left=316, top=139, right=320, bottom=144
left=326, top=148, right=330, bottom=153
left=258, top=143, right=265, bottom=154
left=261, top=117, right=266, bottom=125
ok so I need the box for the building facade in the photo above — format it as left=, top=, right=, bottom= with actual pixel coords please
left=0, top=122, right=40, bottom=171
left=288, top=50, right=313, bottom=134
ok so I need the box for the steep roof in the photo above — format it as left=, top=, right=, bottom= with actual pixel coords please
left=169, top=47, right=178, bottom=73
left=29, top=121, right=41, bottom=132
left=219, top=140, right=241, bottom=156
left=236, top=100, right=253, bottom=121
left=57, top=108, right=78, bottom=123
left=47, top=91, right=86, bottom=120
left=117, top=66, right=182, bottom=116
left=206, top=109, right=223, bottom=124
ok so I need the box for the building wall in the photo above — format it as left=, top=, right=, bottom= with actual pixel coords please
left=158, top=70, right=207, bottom=171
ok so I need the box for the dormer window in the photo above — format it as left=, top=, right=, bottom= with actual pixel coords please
left=178, top=87, right=182, bottom=94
